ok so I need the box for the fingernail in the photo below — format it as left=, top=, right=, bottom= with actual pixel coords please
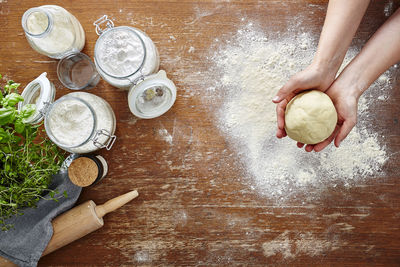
left=272, top=96, right=279, bottom=102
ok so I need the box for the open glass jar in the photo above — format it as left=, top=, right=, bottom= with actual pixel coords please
left=22, top=5, right=85, bottom=59
left=92, top=15, right=177, bottom=119
left=18, top=73, right=116, bottom=153
left=93, top=15, right=160, bottom=89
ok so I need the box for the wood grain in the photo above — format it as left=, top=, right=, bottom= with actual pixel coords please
left=0, top=0, right=399, bottom=266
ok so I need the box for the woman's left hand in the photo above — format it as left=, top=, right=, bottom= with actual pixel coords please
left=298, top=80, right=359, bottom=152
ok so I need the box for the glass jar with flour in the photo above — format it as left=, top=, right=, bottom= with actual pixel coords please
left=22, top=5, right=85, bottom=59
left=93, top=15, right=177, bottom=119
left=93, top=15, right=160, bottom=89
left=18, top=73, right=116, bottom=154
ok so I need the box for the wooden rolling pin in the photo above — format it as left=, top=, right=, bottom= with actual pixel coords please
left=0, top=190, right=139, bottom=267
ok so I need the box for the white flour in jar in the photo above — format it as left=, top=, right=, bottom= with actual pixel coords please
left=96, top=27, right=159, bottom=89
left=68, top=92, right=116, bottom=154
left=47, top=92, right=116, bottom=153
left=23, top=5, right=85, bottom=57
left=26, top=11, right=49, bottom=35
left=97, top=29, right=145, bottom=77
left=26, top=10, right=75, bottom=54
left=47, top=98, right=94, bottom=147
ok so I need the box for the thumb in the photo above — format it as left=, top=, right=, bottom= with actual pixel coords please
left=334, top=118, right=357, bottom=147
left=272, top=77, right=301, bottom=103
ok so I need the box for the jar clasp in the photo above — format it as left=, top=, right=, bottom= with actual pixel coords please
left=39, top=101, right=51, bottom=116
left=91, top=129, right=117, bottom=150
left=93, top=15, right=114, bottom=35
left=128, top=69, right=146, bottom=86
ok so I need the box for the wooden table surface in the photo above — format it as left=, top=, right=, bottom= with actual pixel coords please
left=1, top=0, right=400, bottom=266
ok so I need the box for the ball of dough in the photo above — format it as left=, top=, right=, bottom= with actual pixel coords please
left=284, top=90, right=337, bottom=144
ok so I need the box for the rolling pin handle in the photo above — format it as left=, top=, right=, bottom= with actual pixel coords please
left=94, top=190, right=139, bottom=218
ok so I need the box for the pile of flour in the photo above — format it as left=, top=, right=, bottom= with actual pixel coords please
left=208, top=24, right=394, bottom=201
left=48, top=98, right=94, bottom=146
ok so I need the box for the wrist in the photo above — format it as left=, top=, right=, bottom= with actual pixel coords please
left=311, top=55, right=342, bottom=81
left=333, top=66, right=368, bottom=100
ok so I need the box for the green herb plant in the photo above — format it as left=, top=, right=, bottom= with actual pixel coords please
left=0, top=75, right=66, bottom=230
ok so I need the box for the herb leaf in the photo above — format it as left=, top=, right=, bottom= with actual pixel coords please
left=2, top=93, right=23, bottom=107
left=0, top=107, right=16, bottom=125
left=20, top=104, right=36, bottom=119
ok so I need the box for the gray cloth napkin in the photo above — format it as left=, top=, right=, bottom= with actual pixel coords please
left=0, top=171, right=81, bottom=267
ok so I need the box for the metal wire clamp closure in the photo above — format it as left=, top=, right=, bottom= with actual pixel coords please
left=94, top=15, right=114, bottom=35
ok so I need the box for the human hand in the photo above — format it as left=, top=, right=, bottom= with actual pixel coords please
left=300, top=1, right=400, bottom=152
left=272, top=63, right=337, bottom=139
left=298, top=81, right=359, bottom=152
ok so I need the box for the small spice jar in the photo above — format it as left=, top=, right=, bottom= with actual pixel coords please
left=18, top=73, right=117, bottom=154
left=21, top=5, right=85, bottom=59
left=93, top=15, right=160, bottom=89
left=67, top=155, right=108, bottom=187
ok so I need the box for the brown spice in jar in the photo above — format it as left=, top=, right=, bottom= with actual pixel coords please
left=68, top=157, right=98, bottom=187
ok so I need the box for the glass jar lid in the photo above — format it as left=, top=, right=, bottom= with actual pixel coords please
left=44, top=95, right=96, bottom=149
left=94, top=24, right=146, bottom=79
left=18, top=72, right=56, bottom=124
left=128, top=70, right=177, bottom=119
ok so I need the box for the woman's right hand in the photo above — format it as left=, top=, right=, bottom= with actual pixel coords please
left=272, top=62, right=337, bottom=140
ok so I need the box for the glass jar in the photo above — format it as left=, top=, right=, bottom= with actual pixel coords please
left=57, top=52, right=100, bottom=90
left=93, top=15, right=160, bottom=89
left=21, top=5, right=85, bottom=59
left=18, top=73, right=116, bottom=154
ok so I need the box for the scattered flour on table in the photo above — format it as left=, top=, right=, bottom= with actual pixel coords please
left=206, top=24, right=392, bottom=201
left=158, top=128, right=173, bottom=145
left=384, top=0, right=394, bottom=17
left=188, top=46, right=195, bottom=53
left=262, top=231, right=342, bottom=259
left=134, top=250, right=151, bottom=263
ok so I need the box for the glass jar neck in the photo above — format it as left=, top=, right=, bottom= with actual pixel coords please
left=21, top=7, right=53, bottom=38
